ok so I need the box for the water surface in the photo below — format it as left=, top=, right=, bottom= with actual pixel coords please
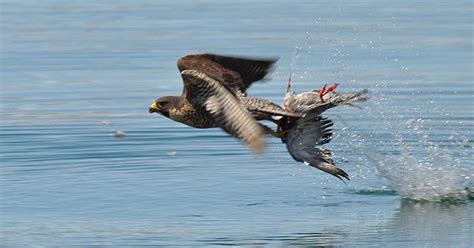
left=1, top=0, right=473, bottom=247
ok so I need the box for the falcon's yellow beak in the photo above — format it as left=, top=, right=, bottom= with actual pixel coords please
left=149, top=102, right=160, bottom=113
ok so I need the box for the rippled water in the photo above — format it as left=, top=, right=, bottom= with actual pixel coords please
left=1, top=0, right=473, bottom=247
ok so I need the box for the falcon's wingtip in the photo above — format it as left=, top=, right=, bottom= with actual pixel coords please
left=250, top=137, right=266, bottom=154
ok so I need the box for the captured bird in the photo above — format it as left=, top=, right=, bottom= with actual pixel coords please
left=149, top=53, right=369, bottom=181
left=276, top=78, right=369, bottom=181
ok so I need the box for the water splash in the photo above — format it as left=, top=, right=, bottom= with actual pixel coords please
left=376, top=144, right=472, bottom=202
left=288, top=36, right=310, bottom=84
left=339, top=112, right=473, bottom=203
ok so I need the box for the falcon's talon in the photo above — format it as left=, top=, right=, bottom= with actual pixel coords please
left=272, top=130, right=289, bottom=139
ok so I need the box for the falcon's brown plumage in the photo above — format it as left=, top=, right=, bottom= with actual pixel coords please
left=149, top=53, right=300, bottom=153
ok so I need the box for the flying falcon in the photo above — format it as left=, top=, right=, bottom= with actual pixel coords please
left=148, top=54, right=300, bottom=153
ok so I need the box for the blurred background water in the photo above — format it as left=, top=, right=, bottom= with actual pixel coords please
left=1, top=0, right=473, bottom=247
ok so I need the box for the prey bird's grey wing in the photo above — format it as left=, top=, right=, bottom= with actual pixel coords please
left=285, top=113, right=349, bottom=181
left=177, top=53, right=277, bottom=94
left=181, top=69, right=266, bottom=153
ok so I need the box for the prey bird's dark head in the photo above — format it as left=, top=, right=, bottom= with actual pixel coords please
left=149, top=96, right=180, bottom=118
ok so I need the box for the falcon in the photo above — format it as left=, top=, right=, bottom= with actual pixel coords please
left=148, top=54, right=300, bottom=153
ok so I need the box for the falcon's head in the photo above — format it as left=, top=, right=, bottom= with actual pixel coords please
left=149, top=96, right=180, bottom=118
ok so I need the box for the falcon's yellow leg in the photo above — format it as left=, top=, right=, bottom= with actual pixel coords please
left=272, top=130, right=289, bottom=139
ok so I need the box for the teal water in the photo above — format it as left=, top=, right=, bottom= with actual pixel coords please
left=1, top=1, right=473, bottom=247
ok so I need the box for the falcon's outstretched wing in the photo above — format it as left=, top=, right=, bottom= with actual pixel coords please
left=177, top=54, right=277, bottom=94
left=285, top=114, right=349, bottom=181
left=181, top=69, right=266, bottom=153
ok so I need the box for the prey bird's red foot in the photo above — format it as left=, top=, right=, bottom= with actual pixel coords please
left=324, top=83, right=338, bottom=95
left=318, top=83, right=338, bottom=103
left=319, top=84, right=327, bottom=103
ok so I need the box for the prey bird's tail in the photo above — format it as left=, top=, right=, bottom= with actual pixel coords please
left=309, top=89, right=370, bottom=116
left=329, top=88, right=370, bottom=107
